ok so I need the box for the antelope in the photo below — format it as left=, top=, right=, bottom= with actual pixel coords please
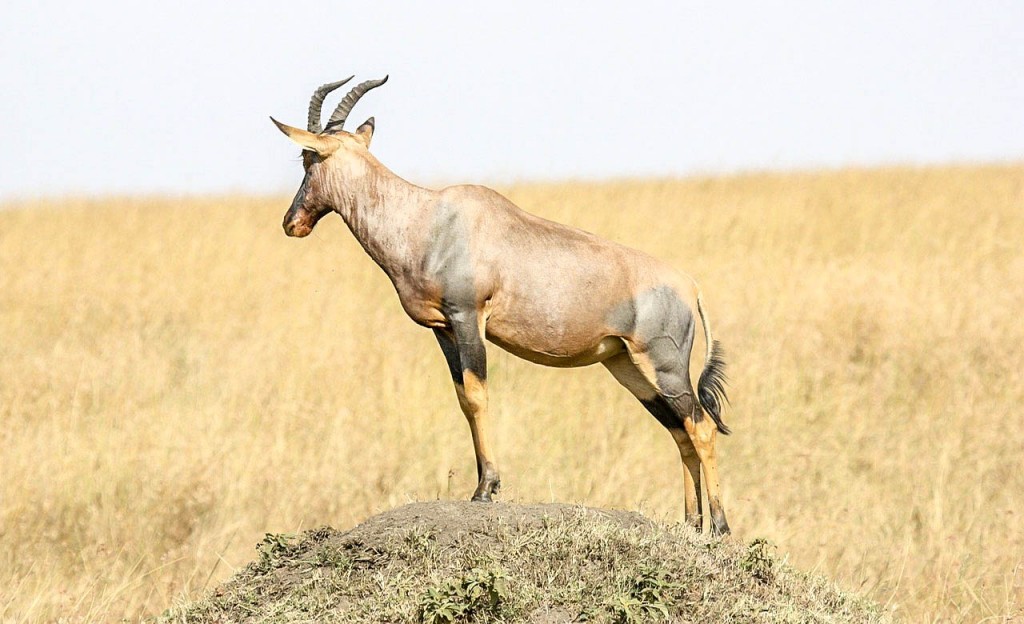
left=270, top=76, right=733, bottom=535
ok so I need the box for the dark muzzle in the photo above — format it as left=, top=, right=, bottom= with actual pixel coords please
left=283, top=205, right=327, bottom=237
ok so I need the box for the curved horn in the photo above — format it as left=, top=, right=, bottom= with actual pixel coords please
left=307, top=77, right=354, bottom=133
left=324, top=75, right=389, bottom=133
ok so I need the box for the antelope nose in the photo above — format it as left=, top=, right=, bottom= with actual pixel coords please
left=284, top=220, right=311, bottom=238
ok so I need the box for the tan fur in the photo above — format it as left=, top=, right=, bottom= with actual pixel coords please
left=675, top=433, right=704, bottom=529
left=275, top=124, right=700, bottom=350
left=458, top=370, right=499, bottom=501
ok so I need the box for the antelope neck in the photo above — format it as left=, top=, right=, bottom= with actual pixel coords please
left=326, top=156, right=436, bottom=280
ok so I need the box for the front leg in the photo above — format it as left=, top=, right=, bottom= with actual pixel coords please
left=433, top=314, right=500, bottom=502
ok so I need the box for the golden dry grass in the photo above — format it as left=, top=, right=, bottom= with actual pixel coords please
left=1, top=164, right=1022, bottom=622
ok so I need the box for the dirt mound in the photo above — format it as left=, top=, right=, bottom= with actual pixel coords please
left=162, top=501, right=889, bottom=623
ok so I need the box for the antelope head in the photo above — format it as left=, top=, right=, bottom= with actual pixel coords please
left=271, top=75, right=388, bottom=237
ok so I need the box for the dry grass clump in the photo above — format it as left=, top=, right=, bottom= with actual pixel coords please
left=1, top=164, right=1023, bottom=622
left=163, top=501, right=889, bottom=623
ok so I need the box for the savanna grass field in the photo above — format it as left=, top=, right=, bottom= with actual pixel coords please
left=1, top=164, right=1022, bottom=622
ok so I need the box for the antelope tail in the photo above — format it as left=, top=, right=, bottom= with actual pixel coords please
left=696, top=294, right=731, bottom=435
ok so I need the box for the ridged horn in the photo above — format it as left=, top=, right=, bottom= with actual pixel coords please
left=324, top=75, right=389, bottom=133
left=307, top=77, right=354, bottom=133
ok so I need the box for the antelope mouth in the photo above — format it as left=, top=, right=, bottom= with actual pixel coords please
left=284, top=221, right=313, bottom=237
left=283, top=208, right=328, bottom=238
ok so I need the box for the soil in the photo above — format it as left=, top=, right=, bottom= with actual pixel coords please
left=162, top=501, right=890, bottom=624
left=341, top=501, right=655, bottom=546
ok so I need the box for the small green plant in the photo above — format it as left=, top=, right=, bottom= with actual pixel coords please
left=404, top=526, right=436, bottom=557
left=255, top=532, right=298, bottom=572
left=606, top=566, right=676, bottom=622
left=420, top=567, right=509, bottom=623
left=313, top=545, right=352, bottom=570
left=740, top=538, right=776, bottom=584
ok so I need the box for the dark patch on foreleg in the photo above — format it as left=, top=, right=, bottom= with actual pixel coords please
left=442, top=301, right=487, bottom=381
left=433, top=328, right=464, bottom=386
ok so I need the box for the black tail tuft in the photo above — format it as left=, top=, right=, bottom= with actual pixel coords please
left=697, top=340, right=731, bottom=435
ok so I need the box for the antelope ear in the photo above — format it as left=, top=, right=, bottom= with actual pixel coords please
left=270, top=117, right=341, bottom=157
left=353, top=117, right=375, bottom=147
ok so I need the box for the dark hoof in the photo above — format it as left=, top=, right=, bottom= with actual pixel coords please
left=685, top=514, right=704, bottom=533
left=710, top=516, right=731, bottom=537
left=471, top=476, right=500, bottom=502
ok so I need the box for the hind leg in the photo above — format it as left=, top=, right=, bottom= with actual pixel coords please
left=676, top=434, right=704, bottom=531
left=684, top=414, right=730, bottom=535
left=602, top=353, right=703, bottom=529
left=623, top=341, right=731, bottom=536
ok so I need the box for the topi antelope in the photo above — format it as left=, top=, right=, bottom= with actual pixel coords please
left=270, top=76, right=733, bottom=535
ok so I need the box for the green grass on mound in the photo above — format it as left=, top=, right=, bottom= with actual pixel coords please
left=161, top=502, right=890, bottom=623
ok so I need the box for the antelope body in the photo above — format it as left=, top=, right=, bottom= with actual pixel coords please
left=271, top=76, right=733, bottom=534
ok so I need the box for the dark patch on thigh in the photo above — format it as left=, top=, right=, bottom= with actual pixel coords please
left=608, top=286, right=698, bottom=398
left=607, top=286, right=692, bottom=338
left=646, top=334, right=693, bottom=398
left=668, top=392, right=698, bottom=422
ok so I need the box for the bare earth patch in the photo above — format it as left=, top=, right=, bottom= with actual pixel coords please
left=161, top=501, right=889, bottom=623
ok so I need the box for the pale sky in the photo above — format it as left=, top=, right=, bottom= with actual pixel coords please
left=1, top=1, right=1021, bottom=199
